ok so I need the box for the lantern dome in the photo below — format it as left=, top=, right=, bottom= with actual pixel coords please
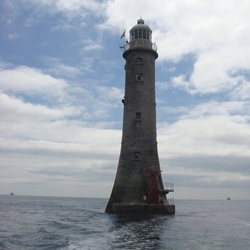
left=130, top=18, right=152, bottom=41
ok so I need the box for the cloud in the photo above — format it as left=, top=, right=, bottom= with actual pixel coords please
left=230, top=78, right=250, bottom=101
left=22, top=0, right=103, bottom=19
left=1, top=0, right=104, bottom=43
left=0, top=93, right=83, bottom=140
left=157, top=100, right=250, bottom=193
left=158, top=101, right=250, bottom=158
left=102, top=0, right=250, bottom=94
left=1, top=0, right=250, bottom=199
left=82, top=41, right=103, bottom=52
left=15, top=0, right=248, bottom=97
left=0, top=132, right=121, bottom=188
left=171, top=75, right=189, bottom=90
left=0, top=66, right=68, bottom=99
left=51, top=0, right=102, bottom=15
left=50, top=22, right=77, bottom=31
left=7, top=33, right=20, bottom=40
left=43, top=60, right=83, bottom=78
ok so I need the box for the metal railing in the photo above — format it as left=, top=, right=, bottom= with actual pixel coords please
left=165, top=183, right=174, bottom=192
left=121, top=39, right=157, bottom=52
left=168, top=197, right=175, bottom=205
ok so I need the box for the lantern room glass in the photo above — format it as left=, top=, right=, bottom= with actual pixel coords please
left=130, top=28, right=151, bottom=41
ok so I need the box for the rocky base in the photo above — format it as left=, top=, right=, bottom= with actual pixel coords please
left=107, top=203, right=175, bottom=215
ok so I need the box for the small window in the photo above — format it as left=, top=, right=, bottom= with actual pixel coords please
left=136, top=112, right=141, bottom=120
left=134, top=29, right=138, bottom=39
left=139, top=29, right=142, bottom=38
left=136, top=74, right=143, bottom=82
left=136, top=58, right=142, bottom=64
left=134, top=152, right=140, bottom=160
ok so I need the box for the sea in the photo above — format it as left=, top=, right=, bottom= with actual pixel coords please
left=0, top=195, right=249, bottom=250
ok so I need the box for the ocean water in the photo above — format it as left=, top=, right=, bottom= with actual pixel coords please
left=0, top=195, right=249, bottom=250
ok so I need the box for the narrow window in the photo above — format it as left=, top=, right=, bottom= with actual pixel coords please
left=136, top=112, right=141, bottom=120
left=135, top=29, right=138, bottom=39
left=134, top=152, right=140, bottom=160
left=139, top=29, right=142, bottom=38
left=131, top=30, right=134, bottom=40
left=136, top=74, right=142, bottom=82
left=136, top=58, right=142, bottom=64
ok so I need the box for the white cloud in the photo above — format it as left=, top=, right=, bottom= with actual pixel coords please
left=53, top=0, right=102, bottom=14
left=22, top=0, right=103, bottom=19
left=1, top=93, right=65, bottom=121
left=0, top=66, right=68, bottom=98
left=189, top=50, right=249, bottom=94
left=44, top=62, right=82, bottom=78
left=0, top=63, right=123, bottom=129
left=102, top=0, right=250, bottom=94
left=0, top=93, right=83, bottom=139
left=184, top=101, right=249, bottom=117
left=158, top=101, right=250, bottom=158
left=7, top=33, right=20, bottom=40
left=82, top=43, right=103, bottom=52
left=0, top=136, right=120, bottom=196
left=171, top=74, right=190, bottom=90
left=50, top=22, right=77, bottom=31
left=94, top=86, right=123, bottom=101
left=157, top=100, right=250, bottom=195
left=1, top=0, right=250, bottom=199
left=230, top=78, right=250, bottom=101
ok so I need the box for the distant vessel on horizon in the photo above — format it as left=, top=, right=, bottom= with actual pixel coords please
left=10, top=192, right=14, bottom=195
left=227, top=197, right=231, bottom=200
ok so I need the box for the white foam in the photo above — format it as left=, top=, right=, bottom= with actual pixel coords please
left=64, top=236, right=112, bottom=250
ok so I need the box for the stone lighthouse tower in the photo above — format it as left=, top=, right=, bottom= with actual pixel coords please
left=105, top=18, right=175, bottom=214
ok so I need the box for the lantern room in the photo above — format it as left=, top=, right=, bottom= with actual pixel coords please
left=130, top=18, right=152, bottom=41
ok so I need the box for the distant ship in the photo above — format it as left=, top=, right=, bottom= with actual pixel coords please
left=227, top=197, right=231, bottom=200
left=10, top=192, right=14, bottom=195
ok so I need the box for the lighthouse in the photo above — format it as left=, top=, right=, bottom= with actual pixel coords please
left=105, top=19, right=175, bottom=214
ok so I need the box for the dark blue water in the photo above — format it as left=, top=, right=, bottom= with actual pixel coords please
left=0, top=195, right=249, bottom=250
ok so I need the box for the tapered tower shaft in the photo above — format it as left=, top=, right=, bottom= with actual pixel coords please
left=106, top=19, right=175, bottom=214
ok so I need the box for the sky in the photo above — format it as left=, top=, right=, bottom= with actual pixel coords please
left=0, top=0, right=250, bottom=200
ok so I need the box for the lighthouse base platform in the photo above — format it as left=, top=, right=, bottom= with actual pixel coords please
left=108, top=203, right=175, bottom=215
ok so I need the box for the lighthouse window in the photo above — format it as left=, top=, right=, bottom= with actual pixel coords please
left=136, top=74, right=143, bottom=82
left=134, top=29, right=138, bottom=39
left=136, top=58, right=142, bottom=64
left=139, top=29, right=142, bottom=38
left=134, top=152, right=141, bottom=160
left=131, top=28, right=151, bottom=40
left=136, top=112, right=141, bottom=120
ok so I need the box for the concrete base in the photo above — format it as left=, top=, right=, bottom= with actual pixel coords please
left=109, top=203, right=175, bottom=215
